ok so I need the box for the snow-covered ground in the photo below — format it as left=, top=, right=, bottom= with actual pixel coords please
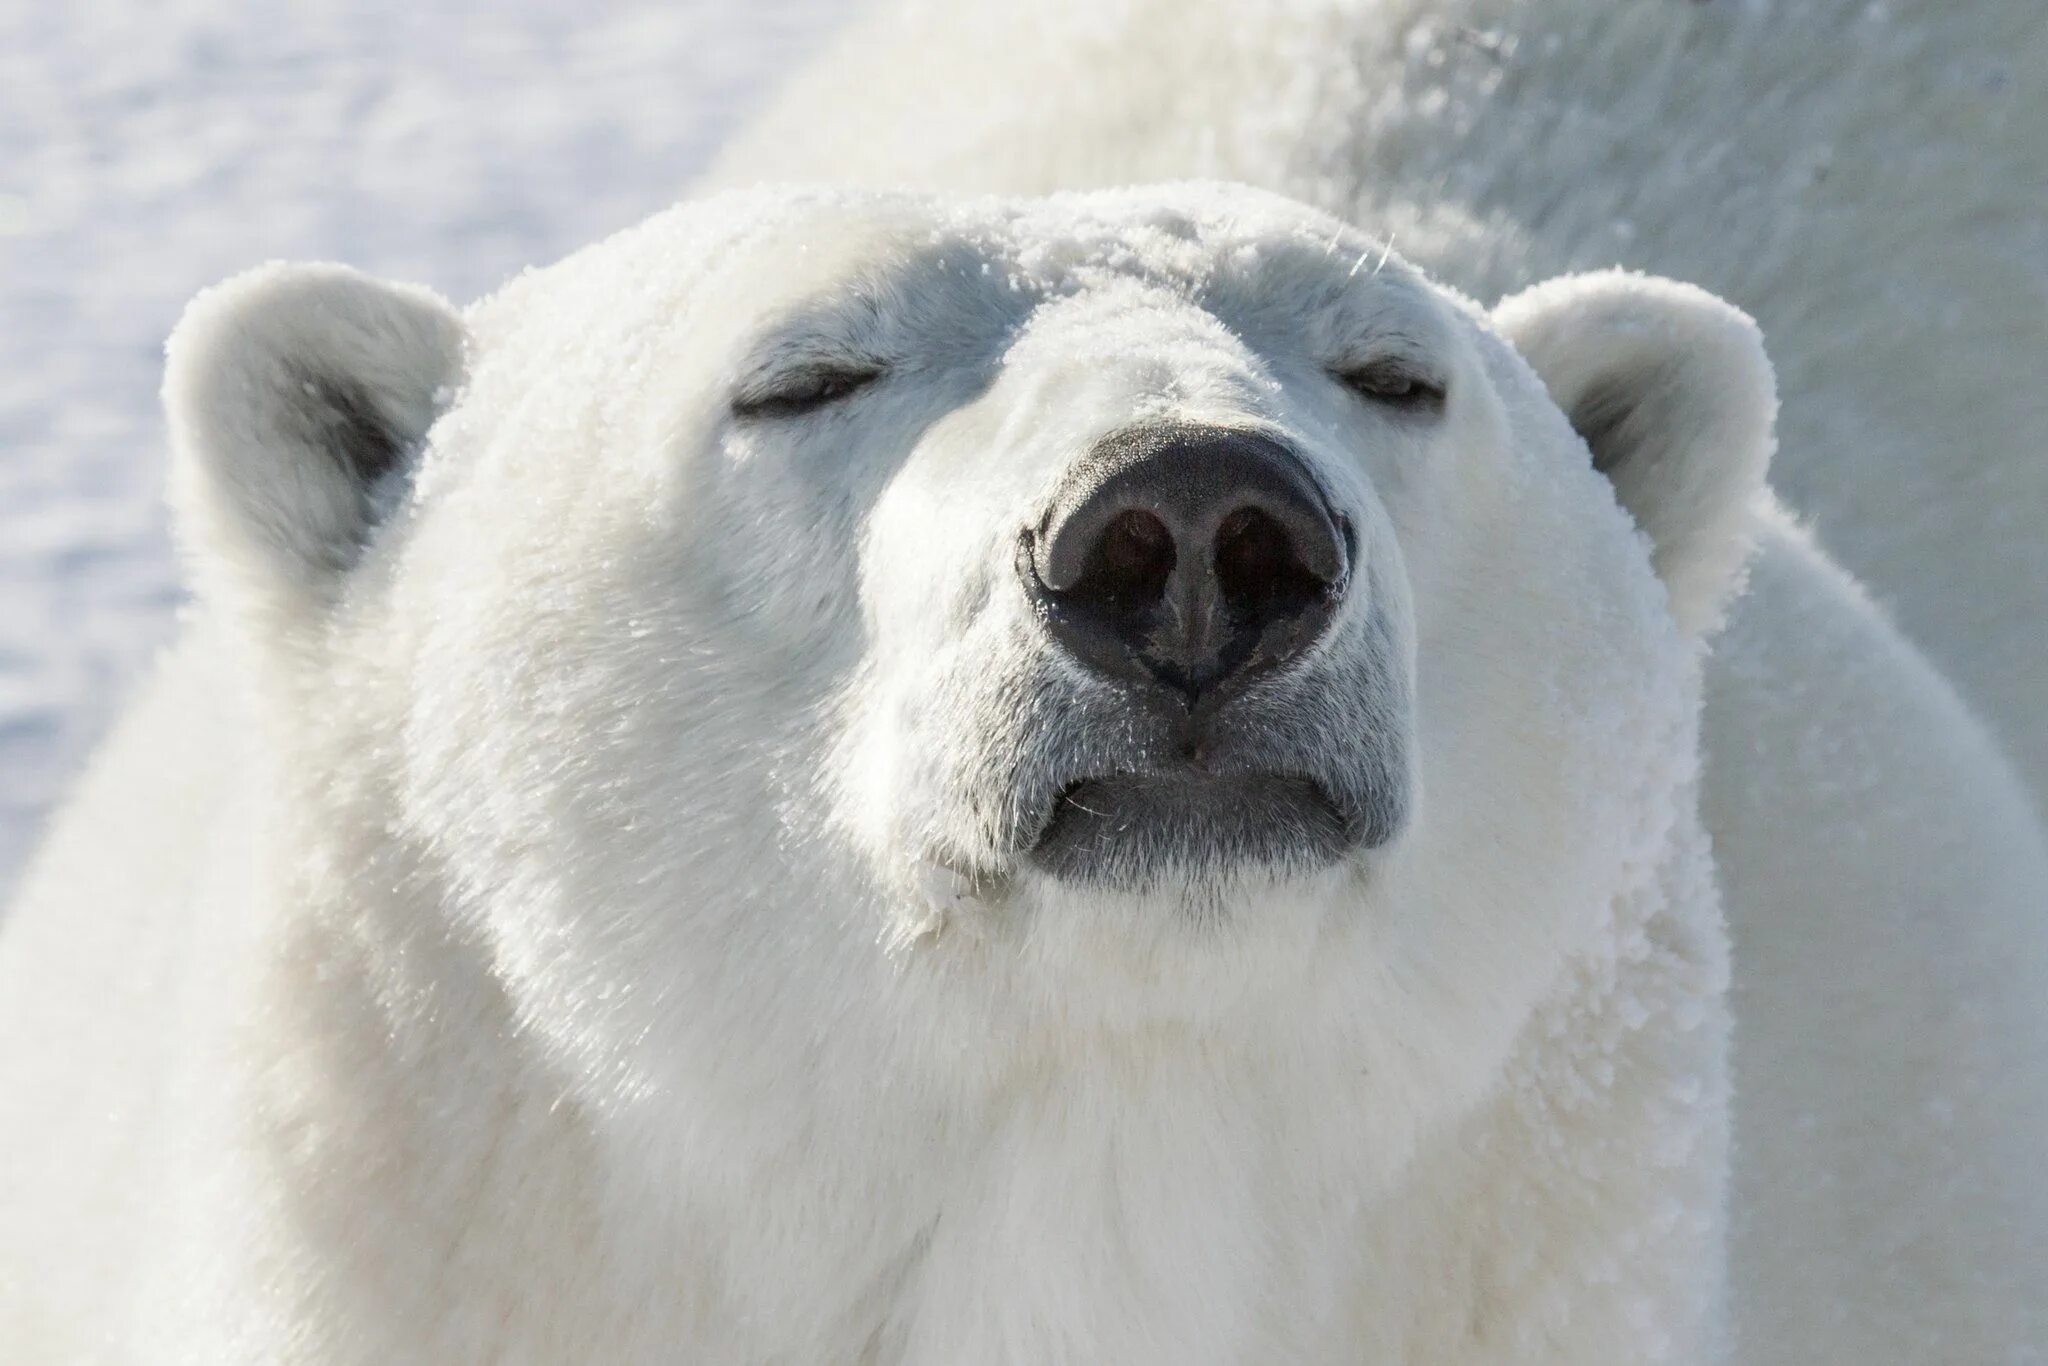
left=0, top=0, right=852, bottom=893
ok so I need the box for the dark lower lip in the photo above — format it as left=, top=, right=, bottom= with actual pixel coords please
left=1027, top=771, right=1359, bottom=887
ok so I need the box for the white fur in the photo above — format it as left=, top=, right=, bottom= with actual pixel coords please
left=5, top=183, right=1758, bottom=1362
left=1493, top=271, right=1774, bottom=639
left=1707, top=505, right=2048, bottom=1363
left=5, top=4, right=2046, bottom=1354
left=706, top=4, right=2048, bottom=1356
left=165, top=263, right=464, bottom=627
left=717, top=0, right=2048, bottom=810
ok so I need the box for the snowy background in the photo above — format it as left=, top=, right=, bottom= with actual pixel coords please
left=0, top=0, right=854, bottom=893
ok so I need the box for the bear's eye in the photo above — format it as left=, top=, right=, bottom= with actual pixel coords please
left=1333, top=360, right=1446, bottom=413
left=733, top=364, right=885, bottom=420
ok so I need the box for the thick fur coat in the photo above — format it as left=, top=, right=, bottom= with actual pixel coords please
left=720, top=0, right=2048, bottom=807
left=714, top=3, right=2048, bottom=1355
left=4, top=4, right=2046, bottom=1363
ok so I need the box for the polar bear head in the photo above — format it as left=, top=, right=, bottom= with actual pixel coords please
left=164, top=183, right=1771, bottom=1150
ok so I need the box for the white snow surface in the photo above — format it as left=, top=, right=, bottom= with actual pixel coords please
left=0, top=0, right=854, bottom=893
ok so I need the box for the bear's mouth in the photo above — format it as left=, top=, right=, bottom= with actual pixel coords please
left=1027, top=770, right=1362, bottom=887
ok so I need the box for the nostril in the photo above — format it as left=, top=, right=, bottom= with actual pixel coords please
left=1026, top=425, right=1351, bottom=709
left=1213, top=506, right=1325, bottom=621
left=1071, top=508, right=1175, bottom=610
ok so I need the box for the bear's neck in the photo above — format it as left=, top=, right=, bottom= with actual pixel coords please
left=234, top=751, right=1727, bottom=1366
left=238, top=894, right=1723, bottom=1364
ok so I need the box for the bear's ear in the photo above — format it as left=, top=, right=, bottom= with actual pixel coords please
left=1492, top=271, right=1776, bottom=638
left=164, top=263, right=465, bottom=626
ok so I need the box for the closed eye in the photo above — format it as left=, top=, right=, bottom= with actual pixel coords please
left=732, top=364, right=886, bottom=420
left=1332, top=360, right=1447, bottom=413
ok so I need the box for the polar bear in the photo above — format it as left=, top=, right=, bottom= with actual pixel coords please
left=3, top=181, right=2043, bottom=1364
left=716, top=0, right=2048, bottom=814
left=705, top=5, right=2048, bottom=1354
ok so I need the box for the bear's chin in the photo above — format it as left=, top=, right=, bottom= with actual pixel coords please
left=1025, top=770, right=1374, bottom=893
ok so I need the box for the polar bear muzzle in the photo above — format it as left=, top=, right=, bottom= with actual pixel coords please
left=1010, top=423, right=1404, bottom=889
left=1021, top=423, right=1349, bottom=712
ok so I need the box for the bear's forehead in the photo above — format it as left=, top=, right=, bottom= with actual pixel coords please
left=459, top=183, right=1451, bottom=421
left=676, top=183, right=1447, bottom=360
left=811, top=183, right=1392, bottom=298
left=574, top=182, right=1414, bottom=312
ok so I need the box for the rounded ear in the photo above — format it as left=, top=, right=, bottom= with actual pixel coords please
left=1493, top=271, right=1776, bottom=639
left=164, top=263, right=465, bottom=632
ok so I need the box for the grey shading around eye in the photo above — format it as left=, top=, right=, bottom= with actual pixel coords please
left=732, top=364, right=886, bottom=419
left=1332, top=359, right=1447, bottom=413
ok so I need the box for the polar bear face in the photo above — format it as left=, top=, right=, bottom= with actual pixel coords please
left=165, top=183, right=1771, bottom=1141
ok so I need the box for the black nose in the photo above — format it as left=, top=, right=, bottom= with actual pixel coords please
left=1022, top=425, right=1349, bottom=709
